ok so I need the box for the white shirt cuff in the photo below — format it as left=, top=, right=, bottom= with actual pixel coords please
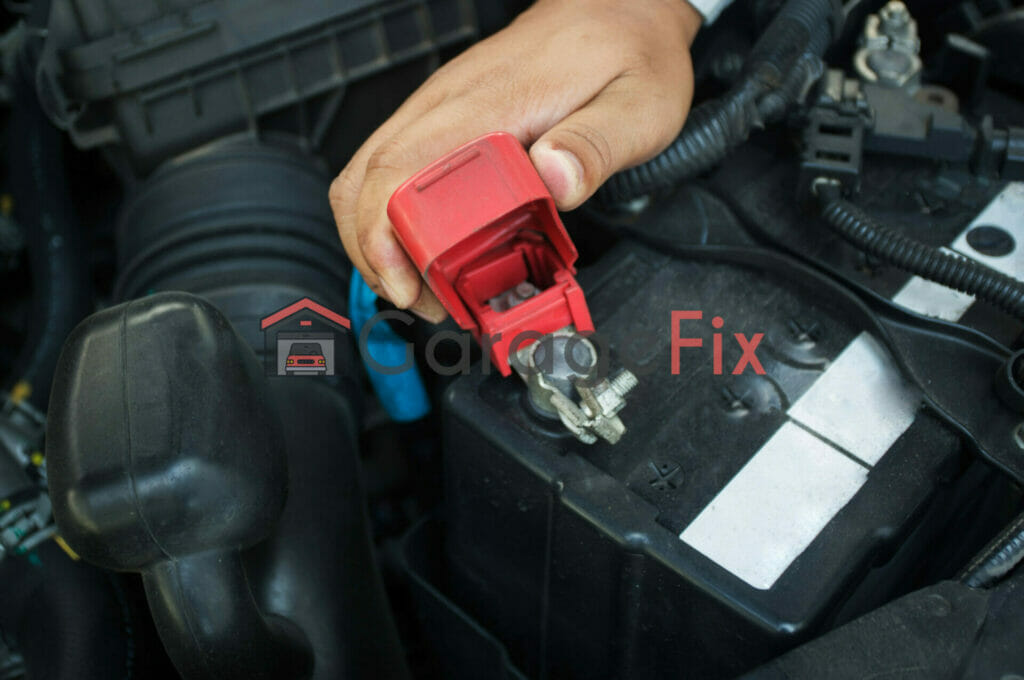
left=685, top=0, right=732, bottom=24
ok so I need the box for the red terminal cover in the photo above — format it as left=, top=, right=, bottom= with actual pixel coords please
left=387, top=131, right=594, bottom=376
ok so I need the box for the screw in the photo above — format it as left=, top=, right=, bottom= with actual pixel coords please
left=609, top=370, right=638, bottom=397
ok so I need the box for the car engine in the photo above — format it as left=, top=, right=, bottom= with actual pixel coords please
left=1, top=0, right=1023, bottom=678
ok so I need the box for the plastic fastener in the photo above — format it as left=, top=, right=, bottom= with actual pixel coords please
left=387, top=132, right=594, bottom=376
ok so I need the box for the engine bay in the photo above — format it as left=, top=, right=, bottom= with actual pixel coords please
left=1, top=1, right=1023, bottom=678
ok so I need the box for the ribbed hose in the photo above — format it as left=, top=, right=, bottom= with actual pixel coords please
left=614, top=81, right=762, bottom=199
left=819, top=196, right=1024, bottom=322
left=959, top=509, right=1024, bottom=588
left=600, top=0, right=841, bottom=203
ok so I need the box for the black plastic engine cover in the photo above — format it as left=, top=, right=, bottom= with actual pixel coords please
left=38, top=0, right=525, bottom=175
left=440, top=239, right=993, bottom=679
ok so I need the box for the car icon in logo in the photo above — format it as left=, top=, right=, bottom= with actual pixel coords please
left=284, top=342, right=327, bottom=375
left=261, top=297, right=349, bottom=377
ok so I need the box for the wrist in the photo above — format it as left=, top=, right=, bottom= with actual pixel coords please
left=676, top=0, right=704, bottom=45
left=532, top=0, right=703, bottom=45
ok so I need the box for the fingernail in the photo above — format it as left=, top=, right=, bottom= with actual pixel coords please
left=379, top=277, right=410, bottom=308
left=533, top=145, right=584, bottom=207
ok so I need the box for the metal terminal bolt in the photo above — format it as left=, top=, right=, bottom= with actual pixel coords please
left=609, top=370, right=639, bottom=398
left=512, top=326, right=637, bottom=445
left=854, top=1, right=922, bottom=91
left=488, top=280, right=540, bottom=313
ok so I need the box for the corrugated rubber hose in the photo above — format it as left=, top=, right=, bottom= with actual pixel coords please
left=600, top=0, right=842, bottom=203
left=817, top=187, right=1024, bottom=323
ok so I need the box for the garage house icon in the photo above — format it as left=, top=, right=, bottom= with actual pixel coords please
left=260, top=297, right=350, bottom=376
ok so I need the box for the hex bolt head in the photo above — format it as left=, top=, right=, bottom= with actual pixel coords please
left=880, top=1, right=910, bottom=32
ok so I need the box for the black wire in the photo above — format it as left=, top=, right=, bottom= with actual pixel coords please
left=959, top=508, right=1024, bottom=588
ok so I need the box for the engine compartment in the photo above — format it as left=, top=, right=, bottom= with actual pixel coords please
left=1, top=1, right=1023, bottom=678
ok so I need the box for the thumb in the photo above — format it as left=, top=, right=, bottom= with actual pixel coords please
left=529, top=74, right=689, bottom=211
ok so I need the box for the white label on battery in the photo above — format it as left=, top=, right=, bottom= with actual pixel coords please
left=891, top=258, right=977, bottom=322
left=788, top=332, right=920, bottom=466
left=680, top=422, right=869, bottom=590
left=680, top=182, right=1024, bottom=589
left=951, top=182, right=1024, bottom=281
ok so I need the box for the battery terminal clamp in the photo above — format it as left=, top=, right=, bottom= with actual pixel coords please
left=512, top=327, right=638, bottom=444
left=388, top=132, right=637, bottom=444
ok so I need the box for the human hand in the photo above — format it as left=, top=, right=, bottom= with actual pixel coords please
left=331, top=0, right=702, bottom=322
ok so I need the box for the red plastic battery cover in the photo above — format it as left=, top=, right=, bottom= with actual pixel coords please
left=387, top=132, right=594, bottom=376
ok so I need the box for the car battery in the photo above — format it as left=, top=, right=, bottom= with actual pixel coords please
left=440, top=234, right=990, bottom=679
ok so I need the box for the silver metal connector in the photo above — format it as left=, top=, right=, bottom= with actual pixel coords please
left=511, top=326, right=637, bottom=445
